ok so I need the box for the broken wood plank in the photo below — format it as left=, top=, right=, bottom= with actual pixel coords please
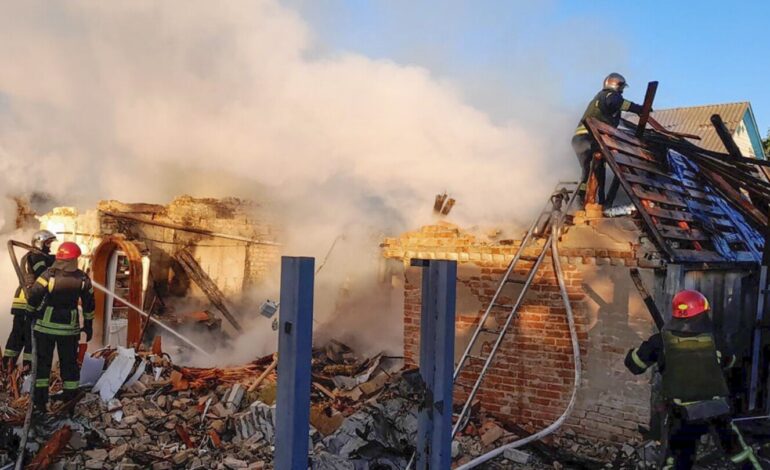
left=612, top=152, right=670, bottom=177
left=176, top=423, right=196, bottom=449
left=248, top=354, right=278, bottom=393
left=656, top=225, right=710, bottom=241
left=208, top=429, right=222, bottom=449
left=587, top=118, right=677, bottom=261
left=601, top=134, right=657, bottom=162
left=591, top=118, right=646, bottom=147
left=312, top=382, right=336, bottom=400
left=100, top=211, right=279, bottom=246
left=151, top=336, right=163, bottom=356
left=671, top=249, right=727, bottom=263
left=629, top=268, right=664, bottom=330
left=26, top=425, right=73, bottom=470
left=623, top=173, right=708, bottom=199
left=175, top=249, right=243, bottom=332
left=711, top=114, right=744, bottom=158
left=636, top=81, right=658, bottom=138
left=700, top=168, right=768, bottom=228
left=632, top=187, right=688, bottom=208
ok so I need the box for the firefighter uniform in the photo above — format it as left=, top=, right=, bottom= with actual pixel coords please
left=3, top=251, right=53, bottom=370
left=625, top=291, right=760, bottom=470
left=27, top=256, right=94, bottom=411
left=573, top=73, right=643, bottom=205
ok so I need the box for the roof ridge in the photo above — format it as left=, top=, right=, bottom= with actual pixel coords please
left=653, top=102, right=749, bottom=113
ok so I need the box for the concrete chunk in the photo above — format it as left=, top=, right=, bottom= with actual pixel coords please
left=225, top=383, right=245, bottom=411
left=503, top=448, right=531, bottom=464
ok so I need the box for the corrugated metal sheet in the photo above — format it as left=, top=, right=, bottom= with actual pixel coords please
left=649, top=102, right=749, bottom=154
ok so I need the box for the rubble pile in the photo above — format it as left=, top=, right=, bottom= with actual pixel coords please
left=4, top=338, right=763, bottom=469
left=0, top=340, right=413, bottom=469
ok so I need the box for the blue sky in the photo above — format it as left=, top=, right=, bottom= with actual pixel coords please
left=284, top=0, right=770, bottom=135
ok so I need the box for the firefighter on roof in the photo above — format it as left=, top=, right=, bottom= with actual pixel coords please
left=27, top=241, right=95, bottom=415
left=573, top=73, right=644, bottom=206
left=625, top=290, right=760, bottom=470
left=2, top=230, right=56, bottom=373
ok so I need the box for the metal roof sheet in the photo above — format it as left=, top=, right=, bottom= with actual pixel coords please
left=649, top=102, right=749, bottom=154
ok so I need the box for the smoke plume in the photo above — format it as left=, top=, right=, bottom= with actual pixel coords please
left=0, top=1, right=601, bottom=363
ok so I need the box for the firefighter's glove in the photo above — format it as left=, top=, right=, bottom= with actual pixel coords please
left=82, top=320, right=93, bottom=342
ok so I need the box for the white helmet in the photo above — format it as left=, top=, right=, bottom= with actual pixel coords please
left=32, top=230, right=56, bottom=251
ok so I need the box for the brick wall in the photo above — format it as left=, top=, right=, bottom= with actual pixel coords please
left=383, top=221, right=655, bottom=444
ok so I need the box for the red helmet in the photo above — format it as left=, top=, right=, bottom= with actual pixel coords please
left=671, top=290, right=710, bottom=319
left=56, top=241, right=82, bottom=260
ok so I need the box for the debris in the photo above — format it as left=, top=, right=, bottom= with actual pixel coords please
left=503, top=447, right=532, bottom=464
left=310, top=404, right=345, bottom=437
left=108, top=443, right=129, bottom=461
left=175, top=423, right=196, bottom=449
left=169, top=370, right=189, bottom=392
left=208, top=429, right=222, bottom=449
left=151, top=336, right=163, bottom=356
left=93, top=347, right=136, bottom=402
left=124, top=359, right=147, bottom=388
left=223, top=457, right=248, bottom=469
left=247, top=354, right=277, bottom=393
left=312, top=382, right=336, bottom=400
left=26, top=425, right=72, bottom=470
left=480, top=421, right=505, bottom=447
left=224, top=383, right=245, bottom=411
left=78, top=353, right=105, bottom=387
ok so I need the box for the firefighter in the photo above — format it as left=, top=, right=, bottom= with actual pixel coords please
left=573, top=73, right=644, bottom=206
left=625, top=290, right=761, bottom=470
left=27, top=241, right=94, bottom=415
left=2, top=230, right=56, bottom=373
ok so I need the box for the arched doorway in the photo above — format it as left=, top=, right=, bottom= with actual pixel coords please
left=91, top=235, right=144, bottom=347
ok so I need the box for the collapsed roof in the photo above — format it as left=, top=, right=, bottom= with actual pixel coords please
left=585, top=117, right=768, bottom=265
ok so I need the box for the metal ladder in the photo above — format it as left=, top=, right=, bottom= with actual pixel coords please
left=451, top=181, right=580, bottom=437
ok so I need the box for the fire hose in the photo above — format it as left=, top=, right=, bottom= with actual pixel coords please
left=8, top=240, right=212, bottom=469
left=90, top=280, right=212, bottom=358
left=8, top=240, right=48, bottom=470
left=455, top=203, right=582, bottom=469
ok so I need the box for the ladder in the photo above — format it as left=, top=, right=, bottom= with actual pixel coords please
left=451, top=181, right=580, bottom=437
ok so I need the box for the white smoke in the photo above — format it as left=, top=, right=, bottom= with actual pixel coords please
left=0, top=1, right=615, bottom=363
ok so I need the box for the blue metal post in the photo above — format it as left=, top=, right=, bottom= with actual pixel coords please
left=413, top=259, right=457, bottom=470
left=274, top=256, right=315, bottom=470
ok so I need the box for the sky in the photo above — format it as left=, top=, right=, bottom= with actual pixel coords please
left=284, top=0, right=770, bottom=135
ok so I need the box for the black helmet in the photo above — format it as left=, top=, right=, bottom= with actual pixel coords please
left=603, top=73, right=628, bottom=92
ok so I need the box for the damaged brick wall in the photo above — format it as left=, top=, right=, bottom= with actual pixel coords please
left=384, top=221, right=655, bottom=444
left=97, top=196, right=281, bottom=296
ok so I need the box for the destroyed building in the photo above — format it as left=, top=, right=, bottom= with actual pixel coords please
left=381, top=102, right=770, bottom=457
left=4, top=98, right=770, bottom=468
left=36, top=196, right=281, bottom=347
